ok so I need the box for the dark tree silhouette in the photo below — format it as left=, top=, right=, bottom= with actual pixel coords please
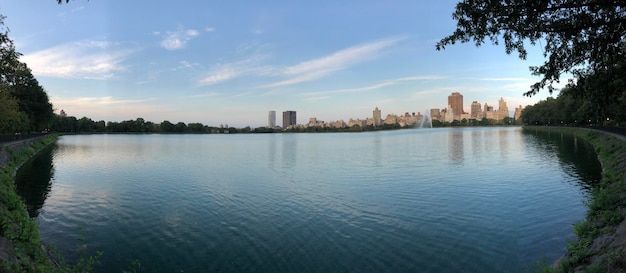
left=437, top=1, right=626, bottom=96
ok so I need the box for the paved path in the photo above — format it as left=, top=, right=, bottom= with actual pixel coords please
left=580, top=127, right=626, bottom=142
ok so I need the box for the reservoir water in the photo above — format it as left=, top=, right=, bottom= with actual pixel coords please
left=16, top=127, right=601, bottom=272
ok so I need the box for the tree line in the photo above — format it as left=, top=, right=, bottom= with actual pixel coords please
left=0, top=16, right=54, bottom=134
left=520, top=85, right=626, bottom=127
left=51, top=115, right=253, bottom=134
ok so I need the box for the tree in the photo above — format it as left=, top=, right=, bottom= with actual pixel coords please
left=187, top=123, right=206, bottom=133
left=437, top=1, right=626, bottom=96
left=502, top=117, right=514, bottom=125
left=160, top=120, right=175, bottom=132
left=1, top=16, right=54, bottom=131
left=0, top=15, right=21, bottom=85
left=0, top=92, right=28, bottom=133
left=174, top=122, right=188, bottom=133
left=51, top=115, right=78, bottom=132
left=77, top=116, right=95, bottom=132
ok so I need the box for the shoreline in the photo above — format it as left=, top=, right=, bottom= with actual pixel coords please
left=0, top=134, right=59, bottom=272
left=524, top=127, right=626, bottom=272
left=2, top=129, right=625, bottom=271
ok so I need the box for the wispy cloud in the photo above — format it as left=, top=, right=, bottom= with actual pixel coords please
left=479, top=77, right=531, bottom=81
left=159, top=26, right=201, bottom=50
left=57, top=5, right=85, bottom=19
left=21, top=40, right=132, bottom=79
left=301, top=74, right=445, bottom=96
left=189, top=92, right=221, bottom=98
left=199, top=67, right=240, bottom=85
left=304, top=96, right=330, bottom=102
left=172, top=61, right=200, bottom=71
left=52, top=96, right=151, bottom=106
left=266, top=36, right=406, bottom=88
left=198, top=53, right=269, bottom=86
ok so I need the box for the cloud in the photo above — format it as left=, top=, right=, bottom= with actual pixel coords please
left=301, top=74, right=445, bottom=96
left=21, top=40, right=132, bottom=79
left=199, top=68, right=239, bottom=85
left=51, top=96, right=168, bottom=121
left=172, top=61, right=200, bottom=71
left=189, top=92, right=221, bottom=98
left=57, top=5, right=85, bottom=19
left=205, top=27, right=216, bottom=32
left=479, top=77, right=532, bottom=81
left=159, top=26, right=201, bottom=50
left=266, top=36, right=406, bottom=88
left=304, top=96, right=330, bottom=102
left=198, top=53, right=269, bottom=86
left=52, top=96, right=151, bottom=106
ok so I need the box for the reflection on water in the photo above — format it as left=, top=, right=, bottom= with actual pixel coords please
left=13, top=128, right=602, bottom=273
left=522, top=129, right=602, bottom=188
left=15, top=144, right=56, bottom=218
left=448, top=130, right=464, bottom=164
left=281, top=134, right=297, bottom=168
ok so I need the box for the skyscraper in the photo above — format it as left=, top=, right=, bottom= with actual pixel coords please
left=373, top=107, right=382, bottom=126
left=470, top=101, right=481, bottom=118
left=497, top=97, right=509, bottom=119
left=282, top=111, right=297, bottom=128
left=448, top=92, right=464, bottom=118
left=268, top=111, right=276, bottom=128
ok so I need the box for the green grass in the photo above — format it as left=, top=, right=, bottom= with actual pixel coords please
left=0, top=135, right=58, bottom=272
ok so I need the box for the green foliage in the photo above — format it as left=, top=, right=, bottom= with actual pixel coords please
left=531, top=256, right=554, bottom=273
left=0, top=92, right=28, bottom=133
left=0, top=136, right=57, bottom=272
left=123, top=259, right=141, bottom=273
left=347, top=125, right=363, bottom=132
left=437, top=0, right=626, bottom=97
left=566, top=239, right=592, bottom=267
left=520, top=83, right=626, bottom=126
left=0, top=15, right=54, bottom=132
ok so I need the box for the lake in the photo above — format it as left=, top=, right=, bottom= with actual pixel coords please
left=15, top=127, right=601, bottom=272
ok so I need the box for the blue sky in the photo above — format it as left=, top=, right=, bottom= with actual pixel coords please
left=2, top=0, right=560, bottom=127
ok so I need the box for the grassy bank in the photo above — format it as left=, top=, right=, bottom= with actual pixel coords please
left=0, top=135, right=64, bottom=272
left=524, top=127, right=626, bottom=273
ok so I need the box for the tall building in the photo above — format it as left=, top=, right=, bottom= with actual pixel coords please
left=514, top=105, right=524, bottom=121
left=470, top=101, right=481, bottom=118
left=448, top=92, right=464, bottom=119
left=268, top=111, right=276, bottom=128
left=282, top=111, right=297, bottom=128
left=497, top=97, right=510, bottom=120
left=430, top=109, right=441, bottom=121
left=373, top=107, right=382, bottom=126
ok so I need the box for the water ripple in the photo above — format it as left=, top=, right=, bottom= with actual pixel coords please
left=23, top=129, right=597, bottom=273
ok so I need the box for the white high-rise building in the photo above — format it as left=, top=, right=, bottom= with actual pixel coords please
left=268, top=111, right=276, bottom=128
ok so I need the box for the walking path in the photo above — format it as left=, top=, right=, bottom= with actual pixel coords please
left=586, top=127, right=626, bottom=142
left=0, top=136, right=48, bottom=168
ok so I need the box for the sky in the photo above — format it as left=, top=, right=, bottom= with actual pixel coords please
left=1, top=0, right=562, bottom=127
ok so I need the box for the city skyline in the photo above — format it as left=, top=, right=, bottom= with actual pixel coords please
left=2, top=1, right=565, bottom=127
left=268, top=92, right=517, bottom=128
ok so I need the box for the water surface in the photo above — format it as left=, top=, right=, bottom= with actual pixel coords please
left=16, top=127, right=601, bottom=272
